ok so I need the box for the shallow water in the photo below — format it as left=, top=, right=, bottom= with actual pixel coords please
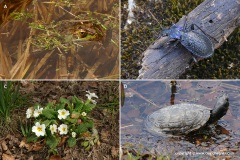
left=121, top=80, right=240, bottom=159
left=0, top=0, right=119, bottom=79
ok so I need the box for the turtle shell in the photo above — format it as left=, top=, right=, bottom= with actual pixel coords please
left=145, top=103, right=211, bottom=136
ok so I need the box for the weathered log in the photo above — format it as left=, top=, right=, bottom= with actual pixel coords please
left=138, top=0, right=240, bottom=79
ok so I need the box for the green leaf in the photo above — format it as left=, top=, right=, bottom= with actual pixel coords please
left=92, top=128, right=98, bottom=136
left=93, top=138, right=99, bottom=144
left=82, top=103, right=95, bottom=113
left=85, top=145, right=91, bottom=151
left=71, top=111, right=80, bottom=119
left=42, top=120, right=52, bottom=127
left=81, top=141, right=89, bottom=147
left=77, top=124, right=88, bottom=133
left=77, top=122, right=93, bottom=133
left=46, top=134, right=58, bottom=150
left=45, top=102, right=54, bottom=109
left=26, top=134, right=39, bottom=143
left=67, top=137, right=76, bottom=147
left=42, top=108, right=56, bottom=119
left=10, top=82, right=20, bottom=105
left=60, top=97, right=70, bottom=105
left=20, top=121, right=26, bottom=136
left=89, top=140, right=94, bottom=146
left=72, top=96, right=84, bottom=111
left=57, top=97, right=71, bottom=110
left=0, top=81, right=25, bottom=123
left=55, top=103, right=64, bottom=110
left=66, top=117, right=77, bottom=124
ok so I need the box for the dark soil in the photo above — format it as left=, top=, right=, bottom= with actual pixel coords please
left=0, top=81, right=119, bottom=160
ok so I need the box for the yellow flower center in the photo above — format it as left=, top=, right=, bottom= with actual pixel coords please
left=37, top=127, right=42, bottom=132
left=61, top=112, right=65, bottom=115
left=62, top=128, right=66, bottom=131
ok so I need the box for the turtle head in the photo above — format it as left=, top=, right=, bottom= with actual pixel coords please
left=209, top=94, right=229, bottom=123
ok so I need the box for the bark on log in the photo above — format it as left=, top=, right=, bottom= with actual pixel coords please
left=138, top=0, right=240, bottom=79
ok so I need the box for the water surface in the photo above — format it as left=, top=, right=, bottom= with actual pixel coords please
left=121, top=80, right=240, bottom=159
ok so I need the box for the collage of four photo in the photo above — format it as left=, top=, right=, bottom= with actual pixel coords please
left=0, top=0, right=239, bottom=159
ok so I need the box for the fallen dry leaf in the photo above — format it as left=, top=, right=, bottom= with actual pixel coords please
left=77, top=119, right=82, bottom=125
left=1, top=140, right=8, bottom=151
left=82, top=132, right=91, bottom=138
left=19, top=139, right=33, bottom=151
left=2, top=153, right=15, bottom=160
left=0, top=144, right=2, bottom=153
left=49, top=155, right=64, bottom=160
left=100, top=130, right=109, bottom=143
left=28, top=155, right=34, bottom=160
left=32, top=141, right=45, bottom=151
left=58, top=136, right=68, bottom=147
left=5, top=149, right=12, bottom=155
left=111, top=146, right=118, bottom=158
left=5, top=134, right=18, bottom=143
left=195, top=139, right=201, bottom=145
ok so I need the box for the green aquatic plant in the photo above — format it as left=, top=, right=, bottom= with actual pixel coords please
left=9, top=1, right=118, bottom=52
left=29, top=21, right=73, bottom=51
left=10, top=11, right=33, bottom=21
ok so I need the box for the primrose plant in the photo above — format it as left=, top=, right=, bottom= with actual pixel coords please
left=25, top=91, right=99, bottom=153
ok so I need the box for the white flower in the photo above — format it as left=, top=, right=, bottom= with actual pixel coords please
left=58, top=124, right=68, bottom=135
left=33, top=105, right=43, bottom=117
left=91, top=100, right=97, bottom=105
left=32, top=122, right=46, bottom=137
left=26, top=107, right=33, bottom=119
left=86, top=90, right=98, bottom=99
left=86, top=90, right=98, bottom=104
left=81, top=112, right=87, bottom=116
left=72, top=132, right=76, bottom=138
left=49, top=124, right=57, bottom=134
left=58, top=109, right=70, bottom=120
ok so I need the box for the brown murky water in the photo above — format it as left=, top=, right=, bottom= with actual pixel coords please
left=0, top=0, right=119, bottom=79
left=121, top=80, right=240, bottom=159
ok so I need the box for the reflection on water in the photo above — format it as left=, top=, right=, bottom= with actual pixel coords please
left=0, top=0, right=119, bottom=79
left=121, top=80, right=240, bottom=159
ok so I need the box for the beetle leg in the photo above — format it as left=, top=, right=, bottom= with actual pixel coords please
left=192, top=56, right=197, bottom=63
left=189, top=55, right=201, bottom=66
left=163, top=40, right=180, bottom=55
left=182, top=15, right=189, bottom=31
left=149, top=37, right=172, bottom=49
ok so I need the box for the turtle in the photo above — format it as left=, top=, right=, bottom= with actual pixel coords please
left=144, top=94, right=229, bottom=136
